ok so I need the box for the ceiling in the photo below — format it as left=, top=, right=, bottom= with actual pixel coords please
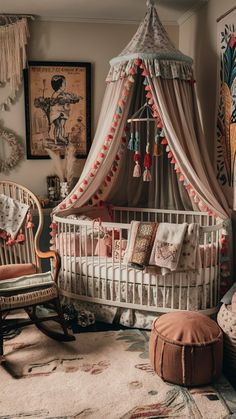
left=0, top=0, right=207, bottom=25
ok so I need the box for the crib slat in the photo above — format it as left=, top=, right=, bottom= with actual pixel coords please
left=53, top=206, right=223, bottom=317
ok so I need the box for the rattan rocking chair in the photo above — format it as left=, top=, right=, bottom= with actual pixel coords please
left=0, top=181, right=75, bottom=361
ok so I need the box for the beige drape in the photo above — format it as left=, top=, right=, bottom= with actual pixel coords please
left=148, top=77, right=230, bottom=219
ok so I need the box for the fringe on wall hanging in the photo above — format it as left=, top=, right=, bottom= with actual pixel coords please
left=0, top=15, right=32, bottom=110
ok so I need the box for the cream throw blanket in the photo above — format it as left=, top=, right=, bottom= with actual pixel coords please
left=149, top=222, right=201, bottom=273
left=0, top=194, right=29, bottom=239
left=149, top=222, right=188, bottom=271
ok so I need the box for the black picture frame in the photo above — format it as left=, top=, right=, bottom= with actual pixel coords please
left=24, top=61, right=91, bottom=159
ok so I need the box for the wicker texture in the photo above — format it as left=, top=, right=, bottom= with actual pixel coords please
left=0, top=285, right=58, bottom=310
left=217, top=303, right=236, bottom=379
left=150, top=312, right=223, bottom=386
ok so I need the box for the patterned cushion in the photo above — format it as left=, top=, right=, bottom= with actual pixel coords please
left=0, top=263, right=36, bottom=280
left=0, top=271, right=54, bottom=292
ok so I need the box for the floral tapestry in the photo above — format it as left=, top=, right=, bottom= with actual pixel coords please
left=216, top=9, right=236, bottom=207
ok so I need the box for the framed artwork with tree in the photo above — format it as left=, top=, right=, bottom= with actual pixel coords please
left=24, top=61, right=91, bottom=159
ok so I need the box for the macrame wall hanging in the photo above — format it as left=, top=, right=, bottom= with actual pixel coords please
left=127, top=102, right=162, bottom=181
left=0, top=14, right=32, bottom=111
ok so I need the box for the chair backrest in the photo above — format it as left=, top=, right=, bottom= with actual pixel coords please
left=0, top=181, right=43, bottom=270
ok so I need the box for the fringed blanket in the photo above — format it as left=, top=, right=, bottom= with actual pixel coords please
left=126, top=221, right=158, bottom=269
left=0, top=194, right=29, bottom=239
left=126, top=221, right=201, bottom=273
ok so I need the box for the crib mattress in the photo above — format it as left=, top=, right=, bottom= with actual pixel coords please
left=62, top=256, right=217, bottom=286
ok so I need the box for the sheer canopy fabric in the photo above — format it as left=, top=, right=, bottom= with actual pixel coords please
left=53, top=3, right=230, bottom=221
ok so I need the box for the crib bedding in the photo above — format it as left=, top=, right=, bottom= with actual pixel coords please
left=54, top=207, right=223, bottom=316
left=61, top=255, right=217, bottom=286
left=59, top=264, right=216, bottom=311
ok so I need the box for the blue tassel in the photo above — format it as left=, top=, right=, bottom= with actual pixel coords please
left=143, top=78, right=148, bottom=86
left=128, top=132, right=134, bottom=150
left=159, top=129, right=165, bottom=138
left=134, top=131, right=140, bottom=152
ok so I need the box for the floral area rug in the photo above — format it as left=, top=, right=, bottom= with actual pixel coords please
left=1, top=328, right=236, bottom=418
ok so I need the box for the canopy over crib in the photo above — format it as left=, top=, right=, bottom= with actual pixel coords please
left=53, top=0, right=230, bottom=221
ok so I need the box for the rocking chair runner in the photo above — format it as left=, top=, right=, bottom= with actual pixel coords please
left=0, top=181, right=74, bottom=361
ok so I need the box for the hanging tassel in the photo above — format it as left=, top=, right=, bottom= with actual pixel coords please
left=160, top=129, right=166, bottom=138
left=134, top=131, right=140, bottom=152
left=128, top=132, right=134, bottom=150
left=133, top=152, right=141, bottom=177
left=153, top=143, right=159, bottom=157
left=143, top=143, right=152, bottom=182
left=143, top=168, right=152, bottom=182
left=26, top=213, right=34, bottom=229
left=16, top=229, right=25, bottom=244
left=6, top=237, right=16, bottom=246
left=129, top=67, right=137, bottom=75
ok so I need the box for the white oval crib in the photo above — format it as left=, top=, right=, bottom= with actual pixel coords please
left=53, top=206, right=224, bottom=316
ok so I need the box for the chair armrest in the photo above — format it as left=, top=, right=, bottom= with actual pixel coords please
left=35, top=249, right=61, bottom=284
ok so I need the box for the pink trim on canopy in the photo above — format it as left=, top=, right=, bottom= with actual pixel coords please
left=53, top=3, right=230, bottom=221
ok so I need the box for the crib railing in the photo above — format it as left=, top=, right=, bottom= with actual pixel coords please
left=53, top=207, right=223, bottom=315
left=113, top=206, right=217, bottom=227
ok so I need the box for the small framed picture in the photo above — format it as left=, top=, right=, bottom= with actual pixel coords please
left=24, top=61, right=91, bottom=159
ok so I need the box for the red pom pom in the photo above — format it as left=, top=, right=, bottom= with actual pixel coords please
left=134, top=58, right=142, bottom=65
left=50, top=223, right=57, bottom=229
left=115, top=154, right=120, bottom=161
left=106, top=176, right=111, bottom=182
left=167, top=151, right=173, bottom=159
left=90, top=173, right=95, bottom=177
left=79, top=187, right=84, bottom=193
left=83, top=179, right=88, bottom=185
left=129, top=67, right=136, bottom=75
left=161, top=138, right=168, bottom=145
left=99, top=153, right=105, bottom=158
left=71, top=194, right=78, bottom=200
left=103, top=145, right=108, bottom=150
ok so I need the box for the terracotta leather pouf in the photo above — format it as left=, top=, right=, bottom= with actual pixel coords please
left=149, top=311, right=223, bottom=386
